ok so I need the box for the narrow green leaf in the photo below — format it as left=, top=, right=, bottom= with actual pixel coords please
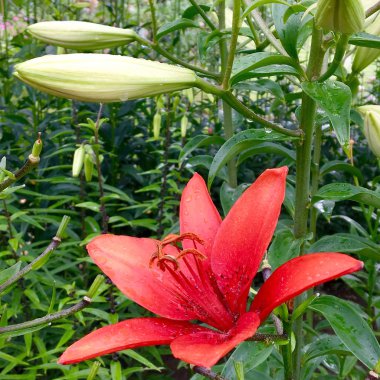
left=320, top=160, right=364, bottom=183
left=309, top=295, right=380, bottom=369
left=304, top=335, right=350, bottom=363
left=308, top=233, right=380, bottom=261
left=302, top=81, right=352, bottom=154
left=157, top=19, right=199, bottom=40
left=208, top=129, right=297, bottom=188
left=312, top=183, right=380, bottom=208
left=182, top=4, right=211, bottom=19
left=349, top=32, right=380, bottom=48
left=179, top=135, right=225, bottom=163
left=242, top=0, right=290, bottom=18
left=231, top=53, right=300, bottom=85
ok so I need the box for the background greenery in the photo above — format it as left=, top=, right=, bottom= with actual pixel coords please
left=0, top=0, right=379, bottom=379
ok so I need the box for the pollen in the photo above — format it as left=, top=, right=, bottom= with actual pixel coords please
left=149, top=233, right=206, bottom=271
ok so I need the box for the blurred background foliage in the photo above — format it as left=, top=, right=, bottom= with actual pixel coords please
left=0, top=0, right=379, bottom=379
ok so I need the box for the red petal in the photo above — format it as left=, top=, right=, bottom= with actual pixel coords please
left=211, top=167, right=288, bottom=315
left=250, top=253, right=363, bottom=321
left=87, top=235, right=200, bottom=320
left=170, top=312, right=260, bottom=368
left=180, top=173, right=222, bottom=260
left=58, top=318, right=204, bottom=365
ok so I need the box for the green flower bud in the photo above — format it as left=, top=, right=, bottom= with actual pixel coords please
left=153, top=112, right=161, bottom=140
left=315, top=0, right=365, bottom=34
left=72, top=145, right=85, bottom=177
left=14, top=54, right=198, bottom=103
left=358, top=105, right=380, bottom=157
left=31, top=133, right=43, bottom=158
left=27, top=21, right=137, bottom=50
left=352, top=15, right=380, bottom=73
left=181, top=115, right=188, bottom=138
left=84, top=153, right=94, bottom=182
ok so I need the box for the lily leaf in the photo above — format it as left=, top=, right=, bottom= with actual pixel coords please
left=304, top=335, right=351, bottom=363
left=309, top=295, right=380, bottom=369
left=179, top=135, right=225, bottom=163
left=242, top=0, right=290, bottom=18
left=312, top=183, right=380, bottom=209
left=221, top=341, right=273, bottom=379
left=182, top=4, right=211, bottom=19
left=208, top=129, right=297, bottom=188
left=230, top=53, right=300, bottom=86
left=156, top=19, right=199, bottom=40
left=309, top=233, right=380, bottom=261
left=302, top=81, right=352, bottom=155
left=320, top=160, right=364, bottom=183
left=349, top=32, right=380, bottom=48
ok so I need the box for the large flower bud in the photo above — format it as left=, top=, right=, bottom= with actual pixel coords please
left=358, top=105, right=380, bottom=158
left=315, top=0, right=365, bottom=34
left=14, top=54, right=198, bottom=103
left=352, top=15, right=380, bottom=73
left=27, top=21, right=137, bottom=50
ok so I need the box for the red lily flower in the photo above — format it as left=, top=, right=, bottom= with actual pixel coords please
left=58, top=167, right=363, bottom=368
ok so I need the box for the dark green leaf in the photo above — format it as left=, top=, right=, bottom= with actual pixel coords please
left=208, top=129, right=297, bottom=188
left=179, top=135, right=225, bottom=163
left=304, top=335, right=351, bottom=363
left=156, top=19, right=199, bottom=40
left=231, top=53, right=300, bottom=85
left=312, top=183, right=380, bottom=208
left=349, top=32, right=380, bottom=48
left=302, top=81, right=352, bottom=154
left=220, top=182, right=248, bottom=215
left=221, top=342, right=273, bottom=379
left=310, top=295, right=380, bottom=369
left=320, top=160, right=364, bottom=183
left=308, top=233, right=380, bottom=260
left=242, top=0, right=290, bottom=18
left=182, top=4, right=211, bottom=19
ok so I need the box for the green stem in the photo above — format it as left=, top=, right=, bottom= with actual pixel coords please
left=0, top=155, right=40, bottom=192
left=135, top=35, right=219, bottom=79
left=93, top=104, right=108, bottom=233
left=148, top=0, right=158, bottom=42
left=222, top=0, right=241, bottom=89
left=0, top=216, right=69, bottom=295
left=188, top=0, right=216, bottom=30
left=196, top=77, right=302, bottom=137
left=222, top=102, right=238, bottom=187
left=282, top=322, right=293, bottom=380
left=251, top=9, right=288, bottom=56
left=318, top=34, right=349, bottom=82
left=293, top=25, right=325, bottom=380
left=241, top=0, right=260, bottom=46
left=0, top=297, right=91, bottom=334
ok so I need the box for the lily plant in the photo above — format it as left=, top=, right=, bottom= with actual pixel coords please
left=58, top=167, right=362, bottom=368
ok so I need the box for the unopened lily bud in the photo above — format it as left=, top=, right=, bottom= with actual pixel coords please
left=315, top=0, right=365, bottom=34
left=181, top=115, right=188, bottom=138
left=172, top=96, right=181, bottom=113
left=27, top=21, right=137, bottom=50
left=153, top=113, right=161, bottom=139
left=14, top=54, right=197, bottom=103
left=31, top=133, right=43, bottom=158
left=72, top=145, right=85, bottom=177
left=84, top=153, right=94, bottom=182
left=184, top=88, right=194, bottom=104
left=352, top=15, right=380, bottom=73
left=358, top=105, right=380, bottom=157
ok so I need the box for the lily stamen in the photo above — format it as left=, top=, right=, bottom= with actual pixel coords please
left=150, top=232, right=206, bottom=271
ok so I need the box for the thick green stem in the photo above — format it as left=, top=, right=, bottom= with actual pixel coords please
left=222, top=0, right=241, bottom=89
left=282, top=322, right=293, bottom=380
left=222, top=102, right=238, bottom=187
left=293, top=25, right=325, bottom=380
left=148, top=0, right=158, bottom=42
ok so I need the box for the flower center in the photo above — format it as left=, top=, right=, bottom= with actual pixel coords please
left=149, top=232, right=206, bottom=271
left=149, top=232, right=235, bottom=331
